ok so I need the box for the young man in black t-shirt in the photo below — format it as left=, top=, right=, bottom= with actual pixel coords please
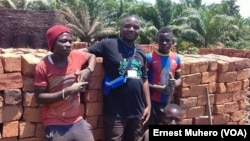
left=80, top=15, right=151, bottom=141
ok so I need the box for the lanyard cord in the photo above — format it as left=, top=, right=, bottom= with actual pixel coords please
left=118, top=38, right=137, bottom=76
left=119, top=38, right=135, bottom=58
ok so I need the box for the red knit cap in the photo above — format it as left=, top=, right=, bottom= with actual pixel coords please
left=46, top=25, right=71, bottom=51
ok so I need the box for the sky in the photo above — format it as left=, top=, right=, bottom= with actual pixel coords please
left=142, top=0, right=250, bottom=18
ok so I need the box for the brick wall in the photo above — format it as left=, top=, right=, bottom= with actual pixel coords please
left=0, top=45, right=249, bottom=140
left=0, top=9, right=64, bottom=49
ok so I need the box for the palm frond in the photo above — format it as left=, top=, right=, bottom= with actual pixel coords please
left=66, top=23, right=86, bottom=37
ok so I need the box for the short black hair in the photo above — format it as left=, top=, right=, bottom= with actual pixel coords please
left=157, top=26, right=173, bottom=37
left=155, top=27, right=173, bottom=43
left=164, top=103, right=182, bottom=113
left=121, top=15, right=140, bottom=25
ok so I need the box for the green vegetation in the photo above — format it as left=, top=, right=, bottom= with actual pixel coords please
left=0, top=0, right=249, bottom=54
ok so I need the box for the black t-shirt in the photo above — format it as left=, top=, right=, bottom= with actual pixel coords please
left=88, top=38, right=147, bottom=118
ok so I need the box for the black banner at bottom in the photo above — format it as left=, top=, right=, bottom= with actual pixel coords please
left=149, top=125, right=250, bottom=140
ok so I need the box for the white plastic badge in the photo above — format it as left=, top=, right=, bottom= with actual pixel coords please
left=127, top=70, right=137, bottom=77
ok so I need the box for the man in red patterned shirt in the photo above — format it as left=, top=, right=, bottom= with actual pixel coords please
left=34, top=25, right=96, bottom=141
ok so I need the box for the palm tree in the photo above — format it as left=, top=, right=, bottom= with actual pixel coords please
left=58, top=3, right=116, bottom=46
left=170, top=7, right=205, bottom=46
left=137, top=20, right=158, bottom=44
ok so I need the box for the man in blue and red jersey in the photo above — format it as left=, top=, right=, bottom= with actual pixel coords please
left=145, top=26, right=182, bottom=126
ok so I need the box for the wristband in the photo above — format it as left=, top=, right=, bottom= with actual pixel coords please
left=62, top=89, right=65, bottom=99
left=86, top=67, right=93, bottom=73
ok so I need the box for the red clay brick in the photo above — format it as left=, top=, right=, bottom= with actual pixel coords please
left=22, top=76, right=34, bottom=92
left=176, top=87, right=190, bottom=98
left=189, top=84, right=208, bottom=97
left=0, top=53, right=21, bottom=73
left=22, top=92, right=38, bottom=107
left=86, top=116, right=99, bottom=129
left=83, top=90, right=103, bottom=103
left=217, top=83, right=226, bottom=93
left=198, top=48, right=211, bottom=55
left=225, top=81, right=242, bottom=92
left=181, top=108, right=188, bottom=119
left=3, top=89, right=22, bottom=105
left=35, top=123, right=45, bottom=138
left=192, top=116, right=213, bottom=125
left=208, top=60, right=218, bottom=71
left=0, top=92, right=3, bottom=102
left=232, top=90, right=245, bottom=102
left=0, top=108, right=2, bottom=123
left=197, top=94, right=214, bottom=106
left=217, top=71, right=237, bottom=83
left=21, top=54, right=42, bottom=77
left=92, top=128, right=104, bottom=141
left=18, top=138, right=45, bottom=141
left=97, top=115, right=104, bottom=128
left=91, top=59, right=105, bottom=77
left=213, top=104, right=225, bottom=114
left=0, top=60, right=3, bottom=74
left=181, top=73, right=201, bottom=87
left=238, top=100, right=246, bottom=110
left=237, top=69, right=250, bottom=80
left=179, top=118, right=192, bottom=125
left=181, top=62, right=190, bottom=75
left=211, top=48, right=222, bottom=54
left=190, top=60, right=208, bottom=74
left=19, top=121, right=35, bottom=138
left=22, top=107, right=42, bottom=122
left=208, top=82, right=217, bottom=93
left=178, top=97, right=197, bottom=108
left=213, top=114, right=230, bottom=124
left=231, top=110, right=244, bottom=122
left=217, top=60, right=229, bottom=73
left=187, top=106, right=205, bottom=118
left=85, top=102, right=103, bottom=117
left=2, top=105, right=23, bottom=122
left=2, top=121, right=19, bottom=137
left=201, top=71, right=216, bottom=84
left=0, top=137, right=18, bottom=141
left=242, top=79, right=249, bottom=90
left=83, top=90, right=99, bottom=103
left=224, top=102, right=238, bottom=113
left=0, top=73, right=23, bottom=90
left=87, top=76, right=103, bottom=90
left=214, top=93, right=233, bottom=104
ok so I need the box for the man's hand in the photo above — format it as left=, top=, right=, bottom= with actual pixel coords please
left=162, top=72, right=176, bottom=95
left=75, top=68, right=91, bottom=82
left=141, top=106, right=151, bottom=125
left=65, top=82, right=88, bottom=96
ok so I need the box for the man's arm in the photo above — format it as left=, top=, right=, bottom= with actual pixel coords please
left=75, top=52, right=96, bottom=82
left=174, top=71, right=181, bottom=87
left=78, top=48, right=88, bottom=52
left=142, top=79, right=151, bottom=125
left=86, top=53, right=96, bottom=73
left=34, top=82, right=87, bottom=104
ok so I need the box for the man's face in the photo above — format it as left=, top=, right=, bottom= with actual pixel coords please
left=53, top=32, right=72, bottom=56
left=157, top=32, right=173, bottom=54
left=161, top=108, right=182, bottom=125
left=120, top=17, right=140, bottom=42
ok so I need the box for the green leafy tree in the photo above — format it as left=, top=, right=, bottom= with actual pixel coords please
left=59, top=3, right=116, bottom=45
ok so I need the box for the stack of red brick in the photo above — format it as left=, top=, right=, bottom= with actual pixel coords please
left=0, top=48, right=50, bottom=141
left=0, top=46, right=249, bottom=141
left=177, top=54, right=249, bottom=125
left=0, top=47, right=106, bottom=141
